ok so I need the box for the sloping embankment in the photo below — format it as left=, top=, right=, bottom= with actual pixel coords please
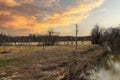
left=62, top=46, right=107, bottom=80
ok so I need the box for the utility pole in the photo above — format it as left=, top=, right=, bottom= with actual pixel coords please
left=75, top=24, right=78, bottom=50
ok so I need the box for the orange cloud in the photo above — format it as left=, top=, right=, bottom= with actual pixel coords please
left=0, top=0, right=20, bottom=7
left=0, top=11, right=11, bottom=16
left=19, top=0, right=34, bottom=4
left=0, top=0, right=105, bottom=35
left=1, top=13, right=49, bottom=34
left=62, top=0, right=105, bottom=17
left=43, top=0, right=104, bottom=26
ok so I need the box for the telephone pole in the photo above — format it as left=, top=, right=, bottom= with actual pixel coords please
left=75, top=24, right=78, bottom=50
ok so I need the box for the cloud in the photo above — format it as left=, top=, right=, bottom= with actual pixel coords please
left=18, top=0, right=34, bottom=4
left=0, top=0, right=20, bottom=7
left=0, top=26, right=31, bottom=35
left=0, top=0, right=105, bottom=35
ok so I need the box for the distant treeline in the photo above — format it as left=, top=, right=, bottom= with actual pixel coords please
left=91, top=25, right=120, bottom=48
left=0, top=33, right=91, bottom=46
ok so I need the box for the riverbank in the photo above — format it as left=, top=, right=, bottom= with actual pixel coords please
left=62, top=46, right=107, bottom=80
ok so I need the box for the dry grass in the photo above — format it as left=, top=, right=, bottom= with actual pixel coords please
left=0, top=45, right=94, bottom=80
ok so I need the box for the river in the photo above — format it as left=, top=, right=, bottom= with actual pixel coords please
left=89, top=49, right=120, bottom=80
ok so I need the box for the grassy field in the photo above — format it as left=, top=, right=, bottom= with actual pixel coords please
left=0, top=44, right=95, bottom=80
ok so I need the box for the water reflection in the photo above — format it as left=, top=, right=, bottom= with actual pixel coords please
left=89, top=50, right=120, bottom=80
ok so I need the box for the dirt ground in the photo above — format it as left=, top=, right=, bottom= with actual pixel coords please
left=0, top=45, right=99, bottom=80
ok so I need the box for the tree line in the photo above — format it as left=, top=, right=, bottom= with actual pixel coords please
left=0, top=33, right=90, bottom=46
left=91, top=25, right=120, bottom=49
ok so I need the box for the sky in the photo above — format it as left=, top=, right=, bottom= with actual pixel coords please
left=0, top=0, right=120, bottom=36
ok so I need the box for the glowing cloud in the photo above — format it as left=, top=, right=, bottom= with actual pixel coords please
left=0, top=0, right=105, bottom=35
left=0, top=0, right=20, bottom=7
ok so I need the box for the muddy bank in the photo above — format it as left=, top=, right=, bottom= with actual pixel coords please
left=62, top=46, right=108, bottom=80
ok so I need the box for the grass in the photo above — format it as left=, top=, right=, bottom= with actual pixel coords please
left=0, top=46, right=43, bottom=53
left=0, top=57, right=31, bottom=67
left=0, top=44, right=96, bottom=80
left=0, top=45, right=94, bottom=67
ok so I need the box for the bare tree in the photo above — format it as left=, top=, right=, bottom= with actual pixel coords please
left=41, top=28, right=60, bottom=46
left=91, top=25, right=103, bottom=45
left=91, top=24, right=120, bottom=50
left=48, top=28, right=54, bottom=45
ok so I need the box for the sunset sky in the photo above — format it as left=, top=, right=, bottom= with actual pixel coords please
left=0, top=0, right=120, bottom=36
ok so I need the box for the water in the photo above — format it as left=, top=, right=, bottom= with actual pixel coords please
left=58, top=41, right=91, bottom=45
left=3, top=41, right=91, bottom=46
left=89, top=50, right=120, bottom=80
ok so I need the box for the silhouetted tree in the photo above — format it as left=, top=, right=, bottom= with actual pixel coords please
left=47, top=28, right=59, bottom=46
left=91, top=25, right=103, bottom=44
left=91, top=25, right=120, bottom=49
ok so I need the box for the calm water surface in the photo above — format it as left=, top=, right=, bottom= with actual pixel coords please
left=89, top=50, right=120, bottom=80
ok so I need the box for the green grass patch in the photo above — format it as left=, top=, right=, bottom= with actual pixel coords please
left=0, top=57, right=31, bottom=67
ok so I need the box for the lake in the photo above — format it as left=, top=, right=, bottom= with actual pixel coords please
left=89, top=49, right=120, bottom=80
left=2, top=41, right=91, bottom=46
